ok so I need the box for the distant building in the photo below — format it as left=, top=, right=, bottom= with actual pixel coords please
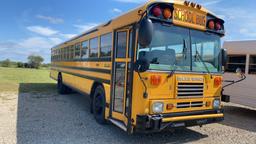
left=223, top=40, right=256, bottom=108
left=223, top=40, right=256, bottom=74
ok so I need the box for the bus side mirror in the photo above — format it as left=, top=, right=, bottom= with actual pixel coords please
left=134, top=58, right=150, bottom=73
left=221, top=49, right=227, bottom=66
left=138, top=18, right=153, bottom=48
left=236, top=68, right=244, bottom=78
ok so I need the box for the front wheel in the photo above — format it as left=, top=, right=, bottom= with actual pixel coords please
left=93, top=85, right=106, bottom=124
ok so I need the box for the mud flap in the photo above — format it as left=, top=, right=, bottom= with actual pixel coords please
left=222, top=95, right=230, bottom=102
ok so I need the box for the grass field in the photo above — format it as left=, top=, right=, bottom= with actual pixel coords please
left=0, top=67, right=56, bottom=93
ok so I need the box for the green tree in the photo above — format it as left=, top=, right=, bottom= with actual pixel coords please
left=1, top=59, right=11, bottom=67
left=17, top=62, right=24, bottom=68
left=27, top=55, right=44, bottom=69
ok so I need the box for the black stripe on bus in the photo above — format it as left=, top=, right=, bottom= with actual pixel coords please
left=51, top=65, right=111, bottom=74
left=52, top=57, right=111, bottom=62
left=51, top=68, right=111, bottom=84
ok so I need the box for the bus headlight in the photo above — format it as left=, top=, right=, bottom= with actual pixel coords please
left=213, top=99, right=220, bottom=109
left=152, top=102, right=164, bottom=114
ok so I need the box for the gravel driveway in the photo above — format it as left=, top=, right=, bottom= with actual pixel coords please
left=0, top=87, right=256, bottom=144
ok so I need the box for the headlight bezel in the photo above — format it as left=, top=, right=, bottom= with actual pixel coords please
left=152, top=102, right=164, bottom=114
left=213, top=99, right=221, bottom=109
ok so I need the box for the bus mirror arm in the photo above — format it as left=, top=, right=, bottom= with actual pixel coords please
left=222, top=68, right=246, bottom=89
left=134, top=58, right=150, bottom=98
left=222, top=73, right=246, bottom=89
left=137, top=71, right=148, bottom=99
left=221, top=72, right=246, bottom=103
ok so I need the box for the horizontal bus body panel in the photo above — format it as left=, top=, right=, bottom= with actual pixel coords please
left=51, top=61, right=112, bottom=84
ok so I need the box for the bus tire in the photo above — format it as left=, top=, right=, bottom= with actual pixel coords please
left=93, top=85, right=106, bottom=124
left=57, top=74, right=70, bottom=94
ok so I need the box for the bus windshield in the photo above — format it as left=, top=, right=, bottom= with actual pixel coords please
left=137, top=22, right=221, bottom=73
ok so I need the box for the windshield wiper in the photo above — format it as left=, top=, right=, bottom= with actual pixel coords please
left=167, top=39, right=186, bottom=79
left=194, top=43, right=212, bottom=77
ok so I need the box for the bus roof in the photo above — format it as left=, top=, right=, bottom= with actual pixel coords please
left=52, top=0, right=221, bottom=50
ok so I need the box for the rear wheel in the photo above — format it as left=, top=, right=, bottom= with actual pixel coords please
left=57, top=74, right=70, bottom=94
left=93, top=85, right=106, bottom=124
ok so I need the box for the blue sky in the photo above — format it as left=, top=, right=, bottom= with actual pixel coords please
left=0, top=0, right=256, bottom=63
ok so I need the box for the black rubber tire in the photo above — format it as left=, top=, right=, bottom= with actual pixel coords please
left=57, top=74, right=70, bottom=94
left=93, top=85, right=106, bottom=124
left=90, top=96, right=94, bottom=114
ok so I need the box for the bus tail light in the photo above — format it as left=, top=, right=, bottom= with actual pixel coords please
left=150, top=75, right=161, bottom=86
left=163, top=8, right=172, bottom=19
left=214, top=77, right=222, bottom=87
left=152, top=6, right=162, bottom=17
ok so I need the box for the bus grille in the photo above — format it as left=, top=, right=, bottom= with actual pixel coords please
left=177, top=101, right=204, bottom=108
left=177, top=83, right=204, bottom=98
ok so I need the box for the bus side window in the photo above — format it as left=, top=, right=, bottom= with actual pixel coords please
left=75, top=43, right=81, bottom=59
left=128, top=30, right=133, bottom=58
left=90, top=37, right=99, bottom=58
left=70, top=45, right=75, bottom=60
left=100, top=33, right=112, bottom=57
left=66, top=47, right=69, bottom=60
left=116, top=31, right=127, bottom=58
left=67, top=46, right=71, bottom=60
left=81, top=41, right=89, bottom=59
left=60, top=48, right=62, bottom=61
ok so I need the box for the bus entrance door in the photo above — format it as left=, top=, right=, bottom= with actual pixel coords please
left=110, top=28, right=133, bottom=131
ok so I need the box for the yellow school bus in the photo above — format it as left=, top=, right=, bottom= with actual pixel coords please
left=50, top=0, right=227, bottom=133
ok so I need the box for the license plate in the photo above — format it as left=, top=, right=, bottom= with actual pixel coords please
left=173, top=122, right=185, bottom=127
left=197, top=119, right=208, bottom=125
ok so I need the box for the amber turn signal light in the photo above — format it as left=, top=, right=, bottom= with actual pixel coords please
left=205, top=101, right=211, bottom=107
left=150, top=75, right=161, bottom=86
left=166, top=103, right=174, bottom=110
left=163, top=8, right=172, bottom=19
left=214, top=77, right=222, bottom=87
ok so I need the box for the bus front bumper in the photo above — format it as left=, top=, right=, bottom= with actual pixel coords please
left=135, top=109, right=224, bottom=133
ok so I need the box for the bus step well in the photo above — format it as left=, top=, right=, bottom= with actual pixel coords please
left=109, top=118, right=127, bottom=132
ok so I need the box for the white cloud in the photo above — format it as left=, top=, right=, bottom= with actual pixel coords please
left=27, top=26, right=59, bottom=36
left=27, top=25, right=77, bottom=39
left=111, top=8, right=122, bottom=13
left=114, top=0, right=146, bottom=3
left=0, top=37, right=63, bottom=63
left=36, top=15, right=64, bottom=24
left=200, top=0, right=222, bottom=6
left=20, top=37, right=53, bottom=49
left=1, top=22, right=100, bottom=62
left=239, top=28, right=256, bottom=38
left=48, top=38, right=63, bottom=45
left=60, top=34, right=77, bottom=39
left=74, top=23, right=99, bottom=33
